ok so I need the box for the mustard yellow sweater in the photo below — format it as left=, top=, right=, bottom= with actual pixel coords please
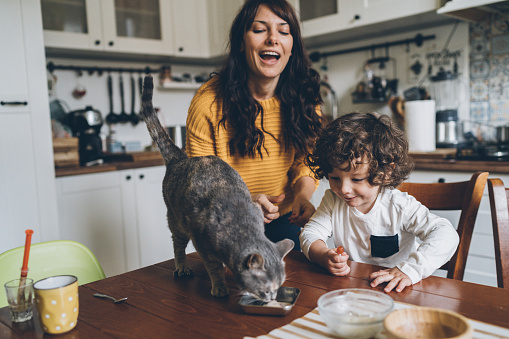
left=186, top=80, right=318, bottom=216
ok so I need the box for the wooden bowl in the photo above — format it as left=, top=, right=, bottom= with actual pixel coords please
left=383, top=307, right=472, bottom=339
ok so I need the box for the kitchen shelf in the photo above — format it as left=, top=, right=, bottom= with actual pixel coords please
left=352, top=98, right=387, bottom=104
left=157, top=82, right=202, bottom=90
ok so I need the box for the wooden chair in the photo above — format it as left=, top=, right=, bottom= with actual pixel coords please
left=487, top=178, right=509, bottom=289
left=398, top=171, right=488, bottom=281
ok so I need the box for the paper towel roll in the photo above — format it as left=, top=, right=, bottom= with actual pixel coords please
left=404, top=100, right=436, bottom=152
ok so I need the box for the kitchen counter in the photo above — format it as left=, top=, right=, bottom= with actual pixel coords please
left=409, top=150, right=509, bottom=173
left=413, top=158, right=509, bottom=173
left=55, top=151, right=509, bottom=177
left=55, top=152, right=164, bottom=177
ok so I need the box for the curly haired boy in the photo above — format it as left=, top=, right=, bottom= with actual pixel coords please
left=300, top=112, right=459, bottom=292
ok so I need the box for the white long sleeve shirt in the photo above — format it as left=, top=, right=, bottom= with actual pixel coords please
left=300, top=188, right=459, bottom=284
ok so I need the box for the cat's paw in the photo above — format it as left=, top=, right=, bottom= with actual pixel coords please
left=173, top=267, right=194, bottom=278
left=211, top=284, right=229, bottom=297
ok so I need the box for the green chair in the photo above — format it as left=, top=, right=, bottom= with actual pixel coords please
left=0, top=240, right=106, bottom=307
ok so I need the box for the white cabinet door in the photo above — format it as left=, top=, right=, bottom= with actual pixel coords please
left=56, top=172, right=128, bottom=277
left=207, top=0, right=243, bottom=57
left=42, top=0, right=173, bottom=55
left=353, top=0, right=439, bottom=27
left=296, top=0, right=439, bottom=39
left=170, top=0, right=210, bottom=58
left=101, top=0, right=173, bottom=55
left=297, top=0, right=355, bottom=39
left=42, top=0, right=103, bottom=51
left=129, top=166, right=174, bottom=267
left=0, top=0, right=58, bottom=253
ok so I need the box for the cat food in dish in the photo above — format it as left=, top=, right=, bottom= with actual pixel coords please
left=239, top=286, right=300, bottom=316
left=318, top=288, right=394, bottom=338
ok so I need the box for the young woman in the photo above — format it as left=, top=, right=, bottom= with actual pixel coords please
left=186, top=0, right=323, bottom=250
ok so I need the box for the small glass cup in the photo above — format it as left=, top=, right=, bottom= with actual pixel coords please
left=4, top=278, right=34, bottom=322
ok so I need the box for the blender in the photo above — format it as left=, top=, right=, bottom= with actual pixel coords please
left=430, top=68, right=460, bottom=148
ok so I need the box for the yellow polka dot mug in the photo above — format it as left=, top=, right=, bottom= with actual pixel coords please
left=34, top=275, right=79, bottom=334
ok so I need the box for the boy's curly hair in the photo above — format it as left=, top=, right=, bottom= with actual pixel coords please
left=305, top=112, right=414, bottom=189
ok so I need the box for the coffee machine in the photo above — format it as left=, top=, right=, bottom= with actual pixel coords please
left=430, top=68, right=461, bottom=148
left=65, top=106, right=104, bottom=165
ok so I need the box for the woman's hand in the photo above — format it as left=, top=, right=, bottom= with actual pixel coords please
left=369, top=267, right=412, bottom=292
left=289, top=176, right=317, bottom=227
left=289, top=197, right=315, bottom=227
left=252, top=193, right=285, bottom=223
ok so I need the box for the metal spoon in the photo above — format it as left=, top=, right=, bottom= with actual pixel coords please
left=93, top=293, right=128, bottom=303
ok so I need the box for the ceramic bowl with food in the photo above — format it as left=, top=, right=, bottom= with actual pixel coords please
left=383, top=307, right=472, bottom=339
left=317, top=288, right=394, bottom=338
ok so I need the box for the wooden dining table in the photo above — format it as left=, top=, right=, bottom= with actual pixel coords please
left=1, top=250, right=509, bottom=338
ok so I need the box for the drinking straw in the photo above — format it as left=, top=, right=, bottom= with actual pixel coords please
left=17, top=229, right=34, bottom=302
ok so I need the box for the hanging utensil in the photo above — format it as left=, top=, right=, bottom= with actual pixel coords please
left=129, top=73, right=139, bottom=125
left=138, top=73, right=144, bottom=117
left=118, top=73, right=129, bottom=123
left=105, top=73, right=119, bottom=124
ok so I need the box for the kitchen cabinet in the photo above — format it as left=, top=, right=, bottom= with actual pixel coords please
left=41, top=0, right=173, bottom=55
left=120, top=166, right=174, bottom=269
left=41, top=0, right=242, bottom=59
left=56, top=172, right=127, bottom=276
left=293, top=0, right=449, bottom=47
left=55, top=166, right=194, bottom=276
left=0, top=0, right=59, bottom=253
left=170, top=0, right=242, bottom=58
left=408, top=170, right=500, bottom=287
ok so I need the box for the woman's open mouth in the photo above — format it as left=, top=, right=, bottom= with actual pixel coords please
left=260, top=51, right=280, bottom=61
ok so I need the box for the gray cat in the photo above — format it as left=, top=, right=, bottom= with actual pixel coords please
left=140, top=75, right=294, bottom=300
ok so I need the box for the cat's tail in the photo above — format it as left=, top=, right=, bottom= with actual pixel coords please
left=141, top=75, right=187, bottom=167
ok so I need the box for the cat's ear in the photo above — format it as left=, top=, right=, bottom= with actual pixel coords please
left=247, top=253, right=265, bottom=270
left=275, top=239, right=294, bottom=258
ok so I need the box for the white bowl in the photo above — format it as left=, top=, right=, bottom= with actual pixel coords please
left=318, top=288, right=394, bottom=338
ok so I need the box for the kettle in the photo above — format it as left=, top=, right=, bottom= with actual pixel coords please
left=65, top=106, right=103, bottom=136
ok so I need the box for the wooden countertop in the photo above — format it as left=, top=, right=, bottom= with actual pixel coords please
left=55, top=152, right=165, bottom=177
left=409, top=150, right=509, bottom=173
left=55, top=151, right=509, bottom=178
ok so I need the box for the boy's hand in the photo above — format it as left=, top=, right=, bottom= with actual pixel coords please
left=322, top=248, right=350, bottom=276
left=369, top=267, right=412, bottom=292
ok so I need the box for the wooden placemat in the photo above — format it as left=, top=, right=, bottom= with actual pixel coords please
left=245, top=302, right=509, bottom=339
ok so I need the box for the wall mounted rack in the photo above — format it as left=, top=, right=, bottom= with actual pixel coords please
left=309, top=33, right=435, bottom=62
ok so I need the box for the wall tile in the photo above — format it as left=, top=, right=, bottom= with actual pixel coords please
left=470, top=10, right=509, bottom=124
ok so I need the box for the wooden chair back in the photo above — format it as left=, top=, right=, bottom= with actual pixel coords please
left=398, top=171, right=488, bottom=281
left=487, top=178, right=509, bottom=289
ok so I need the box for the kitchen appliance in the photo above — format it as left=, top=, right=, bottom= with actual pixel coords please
left=167, top=125, right=186, bottom=149
left=430, top=68, right=461, bottom=148
left=457, top=122, right=509, bottom=161
left=64, top=106, right=104, bottom=165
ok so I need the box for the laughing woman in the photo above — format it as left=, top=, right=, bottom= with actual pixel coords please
left=186, top=0, right=323, bottom=250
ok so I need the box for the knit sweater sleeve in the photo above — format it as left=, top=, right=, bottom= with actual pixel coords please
left=186, top=83, right=217, bottom=158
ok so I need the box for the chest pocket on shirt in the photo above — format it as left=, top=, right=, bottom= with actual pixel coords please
left=370, top=234, right=399, bottom=258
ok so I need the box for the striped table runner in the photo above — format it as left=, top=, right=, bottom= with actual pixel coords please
left=246, top=302, right=509, bottom=339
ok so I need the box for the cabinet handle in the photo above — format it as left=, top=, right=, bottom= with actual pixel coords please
left=438, top=178, right=445, bottom=183
left=139, top=174, right=145, bottom=180
left=108, top=41, right=114, bottom=46
left=95, top=40, right=101, bottom=45
left=354, top=14, right=361, bottom=20
left=1, top=101, right=28, bottom=106
left=126, top=175, right=132, bottom=181
left=178, top=47, right=184, bottom=52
